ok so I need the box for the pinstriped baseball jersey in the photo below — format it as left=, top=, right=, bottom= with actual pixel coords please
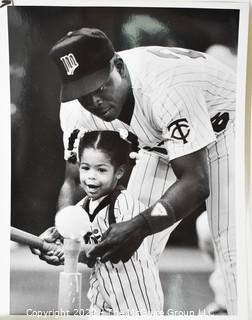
left=60, top=46, right=236, bottom=313
left=60, top=46, right=235, bottom=161
left=76, top=189, right=163, bottom=315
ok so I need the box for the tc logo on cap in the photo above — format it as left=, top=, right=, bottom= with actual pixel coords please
left=60, top=53, right=79, bottom=75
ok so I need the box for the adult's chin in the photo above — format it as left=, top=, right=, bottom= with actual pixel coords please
left=99, top=110, right=117, bottom=122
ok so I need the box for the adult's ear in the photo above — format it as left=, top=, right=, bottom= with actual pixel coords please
left=113, top=55, right=125, bottom=76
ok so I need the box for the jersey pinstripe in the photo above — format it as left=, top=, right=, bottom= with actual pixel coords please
left=127, top=150, right=180, bottom=264
left=206, top=122, right=236, bottom=313
left=60, top=46, right=236, bottom=313
left=76, top=189, right=163, bottom=315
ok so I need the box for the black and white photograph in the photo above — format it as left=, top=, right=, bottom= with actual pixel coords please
left=0, top=0, right=251, bottom=318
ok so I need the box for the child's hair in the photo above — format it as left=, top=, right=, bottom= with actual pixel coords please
left=66, top=129, right=139, bottom=167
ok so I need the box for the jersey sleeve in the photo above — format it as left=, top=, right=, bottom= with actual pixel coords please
left=114, top=190, right=147, bottom=223
left=153, top=85, right=216, bottom=160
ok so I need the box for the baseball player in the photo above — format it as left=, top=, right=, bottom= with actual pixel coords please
left=68, top=129, right=164, bottom=315
left=37, top=27, right=236, bottom=314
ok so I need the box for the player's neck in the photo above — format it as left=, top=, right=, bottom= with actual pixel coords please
left=118, top=67, right=134, bottom=125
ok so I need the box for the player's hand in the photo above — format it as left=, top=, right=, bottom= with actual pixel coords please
left=87, top=215, right=150, bottom=264
left=79, top=243, right=96, bottom=268
left=30, top=226, right=64, bottom=266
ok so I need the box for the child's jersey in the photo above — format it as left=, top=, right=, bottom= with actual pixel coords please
left=76, top=187, right=164, bottom=315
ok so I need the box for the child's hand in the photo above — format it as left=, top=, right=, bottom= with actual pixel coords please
left=30, top=226, right=64, bottom=265
left=79, top=243, right=96, bottom=268
left=52, top=244, right=64, bottom=265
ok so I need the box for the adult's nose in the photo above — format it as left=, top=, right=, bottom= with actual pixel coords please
left=91, top=94, right=103, bottom=108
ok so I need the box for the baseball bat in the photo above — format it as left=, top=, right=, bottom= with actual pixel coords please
left=10, top=226, right=58, bottom=251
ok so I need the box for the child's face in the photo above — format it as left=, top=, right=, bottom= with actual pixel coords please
left=79, top=148, right=124, bottom=200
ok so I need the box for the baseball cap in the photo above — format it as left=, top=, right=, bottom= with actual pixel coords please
left=49, top=28, right=115, bottom=102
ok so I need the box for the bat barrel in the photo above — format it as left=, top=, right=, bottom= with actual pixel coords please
left=10, top=227, right=44, bottom=250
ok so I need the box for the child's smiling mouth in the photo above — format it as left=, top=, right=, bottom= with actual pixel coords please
left=86, top=184, right=100, bottom=194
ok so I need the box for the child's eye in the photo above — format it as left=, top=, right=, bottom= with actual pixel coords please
left=80, top=165, right=89, bottom=171
left=98, top=168, right=107, bottom=173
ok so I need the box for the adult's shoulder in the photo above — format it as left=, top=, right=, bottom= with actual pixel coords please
left=118, top=47, right=166, bottom=89
left=118, top=46, right=155, bottom=61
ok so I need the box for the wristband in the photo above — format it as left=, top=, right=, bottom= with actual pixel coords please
left=140, top=200, right=177, bottom=235
left=158, top=199, right=176, bottom=222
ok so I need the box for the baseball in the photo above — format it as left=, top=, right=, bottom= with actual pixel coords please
left=55, top=205, right=91, bottom=239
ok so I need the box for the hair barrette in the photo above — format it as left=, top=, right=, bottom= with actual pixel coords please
left=65, top=128, right=88, bottom=163
left=129, top=149, right=144, bottom=163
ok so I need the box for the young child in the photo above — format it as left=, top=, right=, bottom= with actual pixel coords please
left=67, top=129, right=164, bottom=316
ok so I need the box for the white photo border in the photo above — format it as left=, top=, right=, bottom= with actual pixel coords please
left=246, top=2, right=252, bottom=317
left=0, top=5, right=11, bottom=317
left=0, top=1, right=251, bottom=319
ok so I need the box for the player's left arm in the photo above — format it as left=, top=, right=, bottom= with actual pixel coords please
left=139, top=146, right=209, bottom=234
left=88, top=147, right=209, bottom=263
